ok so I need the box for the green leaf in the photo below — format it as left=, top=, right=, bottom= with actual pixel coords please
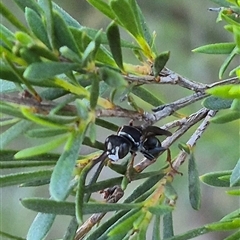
left=164, top=183, right=178, bottom=202
left=188, top=152, right=201, bottom=210
left=13, top=0, right=43, bottom=14
left=15, top=31, right=34, bottom=45
left=221, top=209, right=240, bottom=222
left=63, top=217, right=78, bottom=240
left=50, top=130, right=86, bottom=200
left=87, top=0, right=115, bottom=21
left=200, top=171, right=233, bottom=187
left=0, top=120, right=33, bottom=149
left=90, top=75, right=100, bottom=109
left=59, top=46, right=82, bottom=63
left=108, top=210, right=142, bottom=238
left=26, top=213, right=55, bottom=240
left=38, top=0, right=55, bottom=50
left=207, top=84, right=240, bottom=99
left=25, top=127, right=68, bottom=138
left=110, top=0, right=141, bottom=39
left=0, top=149, right=60, bottom=161
left=52, top=1, right=82, bottom=28
left=233, top=25, right=240, bottom=51
left=211, top=110, right=240, bottom=123
left=24, top=62, right=79, bottom=80
left=163, top=211, right=174, bottom=239
left=14, top=134, right=68, bottom=159
left=0, top=169, right=52, bottom=187
left=206, top=219, right=240, bottom=230
left=132, top=0, right=155, bottom=51
left=219, top=47, right=238, bottom=78
left=0, top=230, right=25, bottom=240
left=152, top=215, right=161, bottom=240
left=226, top=189, right=240, bottom=196
left=107, top=22, right=124, bottom=70
left=132, top=86, right=164, bottom=107
left=0, top=24, right=15, bottom=49
left=0, top=2, right=28, bottom=32
left=19, top=47, right=41, bottom=64
left=202, top=96, right=233, bottom=110
left=0, top=160, right=55, bottom=169
left=99, top=67, right=127, bottom=88
left=53, top=11, right=80, bottom=54
left=224, top=230, right=240, bottom=240
left=25, top=7, right=51, bottom=48
left=153, top=51, right=170, bottom=77
left=192, top=42, right=236, bottom=54
left=87, top=122, right=96, bottom=144
left=230, top=159, right=240, bottom=187
left=21, top=197, right=141, bottom=215
left=148, top=205, right=173, bottom=215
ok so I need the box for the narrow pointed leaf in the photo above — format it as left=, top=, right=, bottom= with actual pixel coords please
left=75, top=162, right=94, bottom=223
left=63, top=217, right=79, bottom=240
left=24, top=62, right=79, bottom=80
left=219, top=47, right=238, bottom=78
left=200, top=171, right=233, bottom=187
left=163, top=211, right=174, bottom=239
left=152, top=215, right=161, bottom=240
left=87, top=0, right=115, bottom=21
left=14, top=134, right=68, bottom=159
left=27, top=213, right=55, bottom=240
left=25, top=127, right=68, bottom=138
left=192, top=42, right=236, bottom=54
left=0, top=160, right=55, bottom=169
left=0, top=2, right=28, bottom=32
left=132, top=86, right=164, bottom=106
left=110, top=0, right=140, bottom=39
left=25, top=7, right=51, bottom=48
left=206, top=219, right=240, bottom=230
left=108, top=210, right=142, bottom=237
left=52, top=1, right=82, bottom=28
left=0, top=149, right=60, bottom=161
left=50, top=130, right=85, bottom=200
left=53, top=11, right=80, bottom=54
left=0, top=230, right=25, bottom=240
left=153, top=51, right=170, bottom=77
left=211, top=111, right=240, bottom=123
left=21, top=197, right=141, bottom=215
left=0, top=169, right=52, bottom=187
left=13, top=0, right=43, bottom=14
left=224, top=230, right=240, bottom=240
left=221, top=209, right=240, bottom=222
left=38, top=0, right=55, bottom=50
left=107, top=22, right=124, bottom=70
left=0, top=120, right=33, bottom=149
left=90, top=75, right=100, bottom=109
left=207, top=85, right=240, bottom=99
left=188, top=152, right=201, bottom=210
left=99, top=67, right=127, bottom=88
left=230, top=159, right=240, bottom=187
left=148, top=205, right=174, bottom=215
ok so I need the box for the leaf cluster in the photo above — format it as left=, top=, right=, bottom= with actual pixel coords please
left=0, top=0, right=239, bottom=240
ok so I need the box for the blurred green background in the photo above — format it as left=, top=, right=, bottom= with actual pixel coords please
left=0, top=0, right=239, bottom=239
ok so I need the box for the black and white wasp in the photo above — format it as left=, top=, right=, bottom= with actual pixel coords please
left=104, top=123, right=172, bottom=162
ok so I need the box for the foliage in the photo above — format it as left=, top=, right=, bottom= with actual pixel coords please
left=0, top=0, right=239, bottom=240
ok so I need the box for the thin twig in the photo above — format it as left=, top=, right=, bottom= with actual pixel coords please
left=169, top=110, right=217, bottom=176
left=134, top=108, right=209, bottom=172
left=74, top=186, right=124, bottom=240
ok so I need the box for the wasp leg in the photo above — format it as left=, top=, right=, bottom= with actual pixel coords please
left=166, top=149, right=183, bottom=175
left=126, top=153, right=137, bottom=181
